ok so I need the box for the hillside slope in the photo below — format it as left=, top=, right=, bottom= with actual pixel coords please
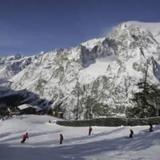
left=0, top=115, right=160, bottom=160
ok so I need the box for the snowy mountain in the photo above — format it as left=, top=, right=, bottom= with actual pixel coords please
left=1, top=21, right=160, bottom=119
left=0, top=54, right=36, bottom=86
left=124, top=21, right=160, bottom=42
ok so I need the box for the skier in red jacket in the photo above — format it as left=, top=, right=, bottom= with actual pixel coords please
left=21, top=132, right=29, bottom=143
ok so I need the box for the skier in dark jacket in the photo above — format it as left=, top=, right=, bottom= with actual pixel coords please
left=88, top=126, right=92, bottom=136
left=149, top=123, right=153, bottom=132
left=129, top=129, right=134, bottom=138
left=59, top=134, right=64, bottom=144
left=21, top=132, right=29, bottom=143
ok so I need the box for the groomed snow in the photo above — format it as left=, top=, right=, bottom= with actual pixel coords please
left=0, top=115, right=160, bottom=160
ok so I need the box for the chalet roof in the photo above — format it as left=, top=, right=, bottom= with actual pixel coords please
left=17, top=104, right=41, bottom=111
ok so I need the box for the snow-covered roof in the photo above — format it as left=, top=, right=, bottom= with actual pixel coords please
left=17, top=104, right=36, bottom=110
left=17, top=104, right=32, bottom=110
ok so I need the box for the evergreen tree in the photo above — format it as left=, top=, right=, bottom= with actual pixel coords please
left=127, top=59, right=160, bottom=118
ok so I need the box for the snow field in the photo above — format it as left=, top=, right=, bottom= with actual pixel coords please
left=0, top=115, right=160, bottom=160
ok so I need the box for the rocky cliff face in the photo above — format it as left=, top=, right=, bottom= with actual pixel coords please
left=1, top=21, right=160, bottom=119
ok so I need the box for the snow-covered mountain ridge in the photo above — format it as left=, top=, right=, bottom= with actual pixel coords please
left=0, top=54, right=37, bottom=85
left=1, top=21, right=160, bottom=119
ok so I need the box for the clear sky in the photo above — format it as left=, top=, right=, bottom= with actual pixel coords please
left=0, top=0, right=160, bottom=56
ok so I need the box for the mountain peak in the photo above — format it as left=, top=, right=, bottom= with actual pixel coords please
left=119, top=21, right=160, bottom=42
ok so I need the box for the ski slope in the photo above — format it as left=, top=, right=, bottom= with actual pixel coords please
left=0, top=115, right=160, bottom=160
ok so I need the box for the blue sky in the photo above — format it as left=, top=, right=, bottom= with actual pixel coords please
left=0, top=0, right=160, bottom=56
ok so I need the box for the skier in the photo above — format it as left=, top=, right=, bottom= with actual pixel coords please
left=21, top=132, right=29, bottom=143
left=149, top=123, right=153, bottom=132
left=88, top=126, right=92, bottom=136
left=59, top=133, right=64, bottom=144
left=129, top=129, right=134, bottom=138
left=48, top=120, right=51, bottom=123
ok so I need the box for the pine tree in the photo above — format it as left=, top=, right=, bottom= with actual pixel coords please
left=127, top=60, right=160, bottom=118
